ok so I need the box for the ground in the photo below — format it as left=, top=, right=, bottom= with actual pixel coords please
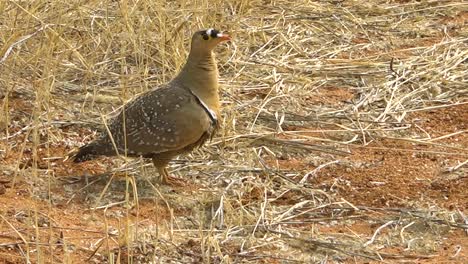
left=0, top=0, right=467, bottom=263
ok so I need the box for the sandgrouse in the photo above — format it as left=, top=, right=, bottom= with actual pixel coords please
left=72, top=28, right=230, bottom=184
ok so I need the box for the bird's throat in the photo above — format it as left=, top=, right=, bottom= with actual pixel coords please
left=176, top=52, right=220, bottom=114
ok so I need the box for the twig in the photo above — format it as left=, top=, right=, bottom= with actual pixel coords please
left=364, top=220, right=395, bottom=247
left=0, top=25, right=49, bottom=64
left=299, top=160, right=340, bottom=184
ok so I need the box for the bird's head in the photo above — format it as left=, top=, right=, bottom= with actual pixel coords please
left=190, top=28, right=231, bottom=53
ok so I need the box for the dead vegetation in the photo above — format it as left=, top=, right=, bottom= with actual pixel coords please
left=0, top=0, right=467, bottom=263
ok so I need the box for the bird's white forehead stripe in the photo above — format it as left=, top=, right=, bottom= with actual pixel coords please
left=206, top=28, right=213, bottom=36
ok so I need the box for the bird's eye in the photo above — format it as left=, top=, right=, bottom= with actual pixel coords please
left=201, top=32, right=209, bottom=40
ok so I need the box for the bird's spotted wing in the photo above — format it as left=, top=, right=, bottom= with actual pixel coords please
left=105, top=86, right=215, bottom=156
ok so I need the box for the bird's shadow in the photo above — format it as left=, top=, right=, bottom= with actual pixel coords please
left=57, top=170, right=159, bottom=206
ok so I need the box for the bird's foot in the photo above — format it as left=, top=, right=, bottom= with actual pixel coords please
left=160, top=175, right=186, bottom=186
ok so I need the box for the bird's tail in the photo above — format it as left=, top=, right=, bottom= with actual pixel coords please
left=68, top=142, right=100, bottom=163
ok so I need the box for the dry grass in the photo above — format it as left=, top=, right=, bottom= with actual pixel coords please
left=0, top=0, right=467, bottom=263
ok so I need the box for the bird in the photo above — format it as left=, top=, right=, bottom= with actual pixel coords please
left=71, top=28, right=231, bottom=184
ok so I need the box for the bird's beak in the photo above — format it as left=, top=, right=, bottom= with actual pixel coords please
left=217, top=33, right=231, bottom=41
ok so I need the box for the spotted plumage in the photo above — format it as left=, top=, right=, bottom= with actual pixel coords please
left=71, top=29, right=230, bottom=184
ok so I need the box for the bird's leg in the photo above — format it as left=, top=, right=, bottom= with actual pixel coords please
left=152, top=157, right=169, bottom=184
left=157, top=166, right=170, bottom=184
left=152, top=158, right=184, bottom=185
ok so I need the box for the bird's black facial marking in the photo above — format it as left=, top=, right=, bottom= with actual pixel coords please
left=208, top=29, right=219, bottom=38
left=200, top=28, right=220, bottom=40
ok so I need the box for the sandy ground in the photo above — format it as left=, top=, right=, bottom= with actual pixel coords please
left=0, top=1, right=467, bottom=263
